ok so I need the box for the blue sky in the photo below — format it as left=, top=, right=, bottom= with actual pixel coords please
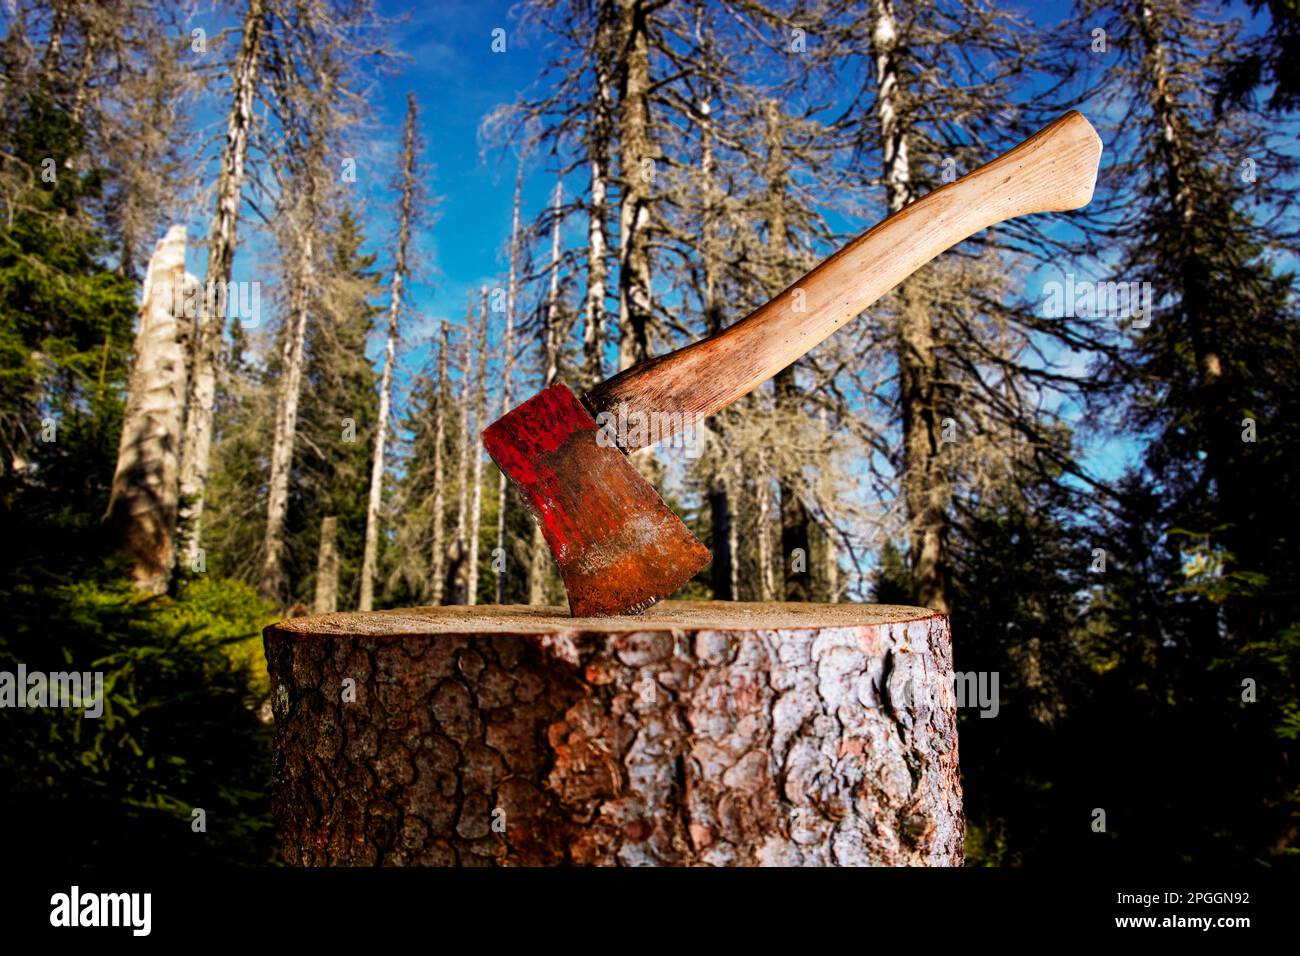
left=205, top=0, right=1286, bottom=507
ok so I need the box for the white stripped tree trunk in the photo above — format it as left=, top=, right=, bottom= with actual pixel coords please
left=260, top=228, right=313, bottom=601
left=582, top=0, right=615, bottom=389
left=179, top=0, right=264, bottom=563
left=530, top=179, right=566, bottom=604
left=465, top=291, right=489, bottom=606
left=430, top=320, right=450, bottom=604
left=313, top=515, right=339, bottom=614
left=494, top=159, right=523, bottom=604
left=756, top=455, right=775, bottom=602
left=872, top=0, right=950, bottom=615
left=359, top=95, right=418, bottom=612
left=104, top=225, right=193, bottom=593
left=616, top=0, right=654, bottom=372
left=451, top=322, right=472, bottom=603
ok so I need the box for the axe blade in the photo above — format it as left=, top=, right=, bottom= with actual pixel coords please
left=482, top=382, right=710, bottom=616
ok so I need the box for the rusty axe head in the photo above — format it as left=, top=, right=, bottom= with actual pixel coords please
left=482, top=382, right=710, bottom=616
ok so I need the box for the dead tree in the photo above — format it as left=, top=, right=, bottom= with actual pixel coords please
left=104, top=225, right=193, bottom=592
left=178, top=0, right=265, bottom=561
left=495, top=159, right=523, bottom=603
left=430, top=320, right=450, bottom=603
left=360, top=94, right=419, bottom=612
left=465, top=290, right=489, bottom=606
left=529, top=179, right=566, bottom=604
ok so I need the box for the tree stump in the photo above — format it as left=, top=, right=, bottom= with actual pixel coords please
left=264, top=601, right=962, bottom=866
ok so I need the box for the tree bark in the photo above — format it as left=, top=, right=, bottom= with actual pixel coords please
left=104, top=225, right=192, bottom=593
left=265, top=601, right=963, bottom=866
left=313, top=515, right=339, bottom=614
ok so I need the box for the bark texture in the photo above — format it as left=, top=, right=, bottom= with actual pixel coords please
left=265, top=601, right=963, bottom=867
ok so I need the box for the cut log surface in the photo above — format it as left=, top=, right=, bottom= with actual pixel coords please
left=264, top=601, right=962, bottom=866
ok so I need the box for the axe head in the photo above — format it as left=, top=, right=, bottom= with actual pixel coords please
left=482, top=382, right=710, bottom=616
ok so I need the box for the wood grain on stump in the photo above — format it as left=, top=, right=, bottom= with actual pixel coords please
left=264, top=601, right=962, bottom=866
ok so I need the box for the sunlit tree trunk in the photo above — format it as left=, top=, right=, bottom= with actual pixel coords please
left=179, top=0, right=265, bottom=562
left=872, top=0, right=950, bottom=614
left=582, top=0, right=616, bottom=388
left=104, top=225, right=192, bottom=593
left=495, top=159, right=523, bottom=603
left=260, top=224, right=313, bottom=601
left=313, top=515, right=339, bottom=614
left=530, top=180, right=565, bottom=603
left=430, top=320, right=450, bottom=604
left=359, top=95, right=418, bottom=611
left=465, top=290, right=489, bottom=606
left=616, top=0, right=654, bottom=371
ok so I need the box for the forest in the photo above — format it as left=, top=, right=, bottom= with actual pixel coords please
left=1, top=0, right=1297, bottom=867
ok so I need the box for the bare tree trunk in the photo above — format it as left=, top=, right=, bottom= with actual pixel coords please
left=616, top=0, right=654, bottom=371
left=179, top=0, right=264, bottom=562
left=708, top=466, right=733, bottom=600
left=313, top=515, right=339, bottom=614
left=728, top=458, right=742, bottom=600
left=530, top=179, right=566, bottom=604
left=430, top=320, right=450, bottom=604
left=495, top=159, right=523, bottom=603
left=872, top=0, right=950, bottom=614
left=266, top=602, right=963, bottom=866
left=762, top=99, right=812, bottom=601
left=1135, top=0, right=1233, bottom=546
left=104, top=225, right=192, bottom=593
left=582, top=0, right=616, bottom=388
left=260, top=227, right=313, bottom=601
left=465, top=291, right=489, bottom=606
left=450, top=322, right=472, bottom=603
left=543, top=180, right=564, bottom=388
left=824, top=525, right=842, bottom=603
left=359, top=95, right=418, bottom=612
left=755, top=458, right=774, bottom=601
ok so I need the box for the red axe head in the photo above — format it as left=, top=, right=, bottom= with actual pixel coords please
left=482, top=382, right=710, bottom=616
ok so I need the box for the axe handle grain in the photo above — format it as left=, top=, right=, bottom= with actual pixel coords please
left=585, top=110, right=1102, bottom=450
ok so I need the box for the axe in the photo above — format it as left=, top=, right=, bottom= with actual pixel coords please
left=484, top=111, right=1102, bottom=616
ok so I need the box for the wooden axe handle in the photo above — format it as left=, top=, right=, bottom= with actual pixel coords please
left=585, top=110, right=1102, bottom=449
